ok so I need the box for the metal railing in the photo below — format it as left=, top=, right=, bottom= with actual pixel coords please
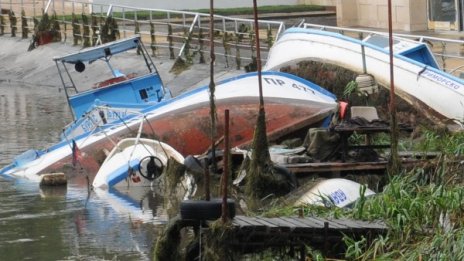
left=3, top=1, right=463, bottom=77
left=0, top=0, right=285, bottom=69
left=304, top=23, right=464, bottom=78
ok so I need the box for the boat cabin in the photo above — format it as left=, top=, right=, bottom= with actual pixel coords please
left=53, top=35, right=170, bottom=121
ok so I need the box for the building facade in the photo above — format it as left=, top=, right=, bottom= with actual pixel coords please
left=92, top=0, right=464, bottom=32
left=92, top=0, right=300, bottom=11
left=302, top=0, right=464, bottom=31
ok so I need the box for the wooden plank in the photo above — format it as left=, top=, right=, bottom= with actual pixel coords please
left=284, top=161, right=389, bottom=173
left=309, top=217, right=347, bottom=229
left=234, top=216, right=266, bottom=231
left=281, top=217, right=317, bottom=229
left=268, top=217, right=297, bottom=231
left=232, top=216, right=255, bottom=228
left=295, top=217, right=325, bottom=229
left=284, top=158, right=427, bottom=174
left=324, top=218, right=366, bottom=230
left=251, top=217, right=279, bottom=228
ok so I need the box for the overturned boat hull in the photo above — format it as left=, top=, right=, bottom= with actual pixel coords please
left=1, top=71, right=337, bottom=181
left=92, top=138, right=185, bottom=189
left=295, top=178, right=375, bottom=208
left=265, top=28, right=464, bottom=124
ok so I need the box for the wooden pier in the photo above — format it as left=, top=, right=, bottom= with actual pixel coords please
left=176, top=215, right=388, bottom=258
left=225, top=215, right=386, bottom=252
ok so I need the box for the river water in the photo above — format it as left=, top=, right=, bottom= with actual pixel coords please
left=0, top=82, right=167, bottom=260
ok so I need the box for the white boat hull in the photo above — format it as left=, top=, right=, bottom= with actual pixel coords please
left=295, top=178, right=375, bottom=208
left=265, top=28, right=464, bottom=123
left=92, top=138, right=184, bottom=189
left=1, top=71, right=337, bottom=182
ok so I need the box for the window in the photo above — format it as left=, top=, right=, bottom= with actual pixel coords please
left=428, top=0, right=459, bottom=30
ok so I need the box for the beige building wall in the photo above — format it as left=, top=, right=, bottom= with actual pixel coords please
left=299, top=0, right=337, bottom=6
left=339, top=0, right=428, bottom=31
left=300, top=0, right=428, bottom=32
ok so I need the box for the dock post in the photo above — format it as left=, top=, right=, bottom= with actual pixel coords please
left=221, top=109, right=230, bottom=223
left=324, top=221, right=329, bottom=253
left=204, top=158, right=210, bottom=201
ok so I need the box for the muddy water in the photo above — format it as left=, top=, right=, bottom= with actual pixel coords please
left=0, top=83, right=165, bottom=260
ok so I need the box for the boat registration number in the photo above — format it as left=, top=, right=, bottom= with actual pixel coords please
left=329, top=189, right=347, bottom=205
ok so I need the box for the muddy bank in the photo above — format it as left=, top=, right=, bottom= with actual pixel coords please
left=0, top=37, right=156, bottom=89
left=0, top=36, right=242, bottom=95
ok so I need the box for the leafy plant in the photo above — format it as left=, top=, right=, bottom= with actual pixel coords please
left=82, top=13, right=90, bottom=47
left=0, top=14, right=4, bottom=35
left=9, top=10, right=17, bottom=37
left=222, top=32, right=232, bottom=67
left=198, top=27, right=205, bottom=63
left=21, top=9, right=28, bottom=38
left=167, top=24, right=174, bottom=59
left=150, top=22, right=156, bottom=56
left=343, top=80, right=358, bottom=100
left=71, top=13, right=81, bottom=45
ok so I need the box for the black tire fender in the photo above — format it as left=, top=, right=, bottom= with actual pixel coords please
left=274, top=165, right=298, bottom=189
left=180, top=198, right=236, bottom=220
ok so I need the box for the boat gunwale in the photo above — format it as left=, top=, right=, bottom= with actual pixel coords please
left=274, top=28, right=464, bottom=87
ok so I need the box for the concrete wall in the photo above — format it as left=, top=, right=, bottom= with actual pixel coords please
left=299, top=0, right=337, bottom=6
left=92, top=0, right=300, bottom=10
left=336, top=0, right=428, bottom=31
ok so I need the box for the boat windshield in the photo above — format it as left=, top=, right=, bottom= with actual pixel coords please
left=364, top=34, right=421, bottom=53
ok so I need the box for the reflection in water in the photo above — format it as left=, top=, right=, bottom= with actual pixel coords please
left=0, top=178, right=169, bottom=260
left=0, top=83, right=70, bottom=166
left=0, top=83, right=170, bottom=260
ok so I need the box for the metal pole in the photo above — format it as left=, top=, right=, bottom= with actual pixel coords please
left=388, top=0, right=399, bottom=173
left=209, top=0, right=217, bottom=174
left=359, top=33, right=367, bottom=74
left=203, top=158, right=210, bottom=201
left=221, top=109, right=230, bottom=223
left=252, top=0, right=264, bottom=108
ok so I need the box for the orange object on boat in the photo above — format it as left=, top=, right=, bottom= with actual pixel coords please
left=339, top=101, right=348, bottom=120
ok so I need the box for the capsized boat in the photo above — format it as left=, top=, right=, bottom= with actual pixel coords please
left=92, top=138, right=185, bottom=189
left=264, top=27, right=464, bottom=125
left=0, top=71, right=337, bottom=181
left=295, top=178, right=375, bottom=208
left=55, top=35, right=171, bottom=140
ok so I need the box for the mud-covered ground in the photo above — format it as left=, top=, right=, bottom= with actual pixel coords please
left=0, top=37, right=242, bottom=96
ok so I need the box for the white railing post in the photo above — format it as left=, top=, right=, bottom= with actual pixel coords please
left=177, top=13, right=199, bottom=59
left=44, top=0, right=51, bottom=13
left=106, top=4, right=113, bottom=17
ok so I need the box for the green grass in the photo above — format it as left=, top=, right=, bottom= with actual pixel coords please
left=253, top=130, right=464, bottom=259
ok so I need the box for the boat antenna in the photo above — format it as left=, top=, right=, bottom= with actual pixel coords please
left=208, top=0, right=218, bottom=174
left=388, top=0, right=400, bottom=173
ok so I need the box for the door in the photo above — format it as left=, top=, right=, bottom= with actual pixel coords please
left=428, top=0, right=459, bottom=30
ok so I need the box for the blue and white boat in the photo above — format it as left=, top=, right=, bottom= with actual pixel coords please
left=92, top=137, right=185, bottom=189
left=0, top=70, right=338, bottom=182
left=265, top=27, right=464, bottom=126
left=55, top=35, right=171, bottom=140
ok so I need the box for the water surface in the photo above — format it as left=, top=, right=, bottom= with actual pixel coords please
left=0, top=83, right=166, bottom=260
